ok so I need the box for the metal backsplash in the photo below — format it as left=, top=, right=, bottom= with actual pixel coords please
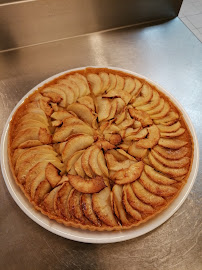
left=0, top=0, right=183, bottom=51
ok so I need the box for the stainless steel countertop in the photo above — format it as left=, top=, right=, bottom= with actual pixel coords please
left=0, top=18, right=202, bottom=270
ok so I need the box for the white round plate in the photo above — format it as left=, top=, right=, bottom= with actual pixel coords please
left=1, top=67, right=199, bottom=244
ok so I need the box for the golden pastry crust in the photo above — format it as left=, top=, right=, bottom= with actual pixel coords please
left=8, top=67, right=194, bottom=231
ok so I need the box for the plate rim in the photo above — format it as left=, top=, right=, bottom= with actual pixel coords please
left=0, top=66, right=199, bottom=244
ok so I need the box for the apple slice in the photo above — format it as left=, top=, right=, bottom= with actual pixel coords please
left=67, top=74, right=88, bottom=97
left=136, top=125, right=160, bottom=148
left=30, top=171, right=46, bottom=199
left=112, top=185, right=130, bottom=225
left=114, top=75, right=124, bottom=91
left=81, top=146, right=95, bottom=177
left=39, top=97, right=54, bottom=116
left=116, top=149, right=136, bottom=161
left=89, top=146, right=103, bottom=176
left=74, top=155, right=85, bottom=177
left=76, top=73, right=90, bottom=95
left=150, top=102, right=170, bottom=119
left=42, top=86, right=66, bottom=107
left=107, top=149, right=127, bottom=161
left=66, top=150, right=84, bottom=172
left=115, top=109, right=126, bottom=125
left=96, top=96, right=111, bottom=122
left=125, top=128, right=148, bottom=141
left=68, top=189, right=86, bottom=223
left=131, top=78, right=142, bottom=97
left=97, top=151, right=109, bottom=177
left=51, top=111, right=72, bottom=120
left=148, top=152, right=188, bottom=177
left=68, top=175, right=106, bottom=193
left=77, top=96, right=95, bottom=111
left=129, top=108, right=153, bottom=127
left=123, top=77, right=135, bottom=93
left=19, top=112, right=48, bottom=126
left=62, top=134, right=94, bottom=162
left=116, top=98, right=125, bottom=114
left=87, top=73, right=103, bottom=96
left=38, top=127, right=52, bottom=144
left=157, top=121, right=181, bottom=133
left=96, top=140, right=115, bottom=151
left=158, top=138, right=188, bottom=149
left=67, top=103, right=95, bottom=126
left=106, top=73, right=117, bottom=92
left=123, top=184, right=154, bottom=213
left=151, top=149, right=190, bottom=168
left=117, top=119, right=134, bottom=130
left=144, top=165, right=176, bottom=185
left=92, top=187, right=118, bottom=226
left=111, top=161, right=144, bottom=185
left=53, top=123, right=94, bottom=143
left=131, top=181, right=165, bottom=206
left=34, top=180, right=52, bottom=205
left=136, top=90, right=160, bottom=111
left=103, top=90, right=131, bottom=104
left=81, top=194, right=101, bottom=226
left=106, top=99, right=117, bottom=120
left=128, top=142, right=148, bottom=159
left=16, top=120, right=48, bottom=134
left=122, top=188, right=142, bottom=220
left=153, top=145, right=188, bottom=160
left=43, top=185, right=62, bottom=215
left=147, top=98, right=165, bottom=115
left=99, top=72, right=110, bottom=93
left=154, top=111, right=179, bottom=125
left=45, top=163, right=61, bottom=188
left=105, top=153, right=134, bottom=171
left=55, top=182, right=72, bottom=218
left=12, top=128, right=41, bottom=149
left=132, top=84, right=153, bottom=107
left=140, top=171, right=177, bottom=197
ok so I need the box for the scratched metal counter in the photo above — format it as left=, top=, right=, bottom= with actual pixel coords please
left=0, top=18, right=202, bottom=270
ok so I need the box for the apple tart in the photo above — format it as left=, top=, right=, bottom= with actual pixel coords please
left=8, top=67, right=193, bottom=231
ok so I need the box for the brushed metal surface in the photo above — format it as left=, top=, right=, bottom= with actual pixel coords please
left=0, top=0, right=182, bottom=51
left=0, top=18, right=202, bottom=270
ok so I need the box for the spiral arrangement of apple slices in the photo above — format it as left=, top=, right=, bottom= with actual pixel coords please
left=9, top=68, right=193, bottom=231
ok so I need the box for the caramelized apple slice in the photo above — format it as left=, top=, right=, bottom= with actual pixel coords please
left=16, top=120, right=48, bottom=134
left=150, top=102, right=170, bottom=119
left=123, top=77, right=135, bottom=93
left=106, top=73, right=117, bottom=92
left=55, top=182, right=72, bottom=218
left=92, top=187, right=118, bottom=226
left=111, top=161, right=144, bottom=185
left=136, top=90, right=160, bottom=111
left=67, top=103, right=95, bottom=126
left=154, top=111, right=179, bottom=125
left=151, top=149, right=190, bottom=168
left=107, top=149, right=127, bottom=161
left=74, top=155, right=85, bottom=177
left=114, top=75, right=124, bottom=91
left=68, top=175, right=106, bottom=193
left=116, top=149, right=136, bottom=161
left=99, top=72, right=110, bottom=93
left=45, top=163, right=61, bottom=188
left=112, top=185, right=130, bottom=225
left=144, top=165, right=176, bottom=185
left=66, top=150, right=84, bottom=172
left=149, top=152, right=188, bottom=177
left=125, top=128, right=148, bottom=141
left=136, top=125, right=160, bottom=148
left=157, top=121, right=181, bottom=133
left=132, top=181, right=165, bottom=206
left=42, top=86, right=67, bottom=107
left=132, top=84, right=153, bottom=107
left=128, top=142, right=148, bottom=159
left=147, top=98, right=164, bottom=115
left=81, top=146, right=95, bottom=177
left=68, top=74, right=88, bottom=97
left=30, top=171, right=46, bottom=199
left=51, top=111, right=72, bottom=120
left=105, top=153, right=134, bottom=171
left=87, top=73, right=103, bottom=96
left=12, top=128, right=42, bottom=149
left=106, top=99, right=117, bottom=120
left=140, top=171, right=177, bottom=197
left=81, top=194, right=101, bottom=226
left=62, top=134, right=94, bottom=162
left=19, top=112, right=48, bottom=126
left=158, top=138, right=188, bottom=149
left=89, top=146, right=103, bottom=176
left=96, top=96, right=111, bottom=122
left=129, top=108, right=153, bottom=127
left=131, top=78, right=142, bottom=98
left=77, top=96, right=95, bottom=111
left=97, top=151, right=109, bottom=177
left=34, top=180, right=52, bottom=205
left=103, top=90, right=131, bottom=104
left=76, top=73, right=90, bottom=95
left=123, top=184, right=154, bottom=213
left=68, top=189, right=86, bottom=223
left=153, top=145, right=188, bottom=160
left=122, top=187, right=142, bottom=220
left=43, top=185, right=62, bottom=215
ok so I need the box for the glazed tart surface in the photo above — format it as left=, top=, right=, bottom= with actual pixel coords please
left=8, top=67, right=193, bottom=231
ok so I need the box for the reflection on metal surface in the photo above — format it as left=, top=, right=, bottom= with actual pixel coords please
left=0, top=18, right=201, bottom=270
left=0, top=0, right=183, bottom=51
